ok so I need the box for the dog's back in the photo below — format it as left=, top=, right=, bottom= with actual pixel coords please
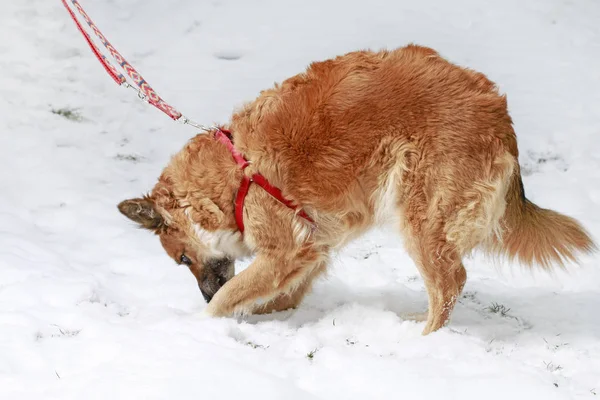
left=230, top=45, right=516, bottom=235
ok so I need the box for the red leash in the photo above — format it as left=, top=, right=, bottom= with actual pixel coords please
left=61, top=0, right=125, bottom=85
left=61, top=0, right=207, bottom=130
left=63, top=1, right=316, bottom=234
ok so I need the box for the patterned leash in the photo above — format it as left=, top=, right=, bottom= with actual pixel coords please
left=61, top=0, right=211, bottom=131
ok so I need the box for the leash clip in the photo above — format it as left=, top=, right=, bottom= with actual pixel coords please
left=176, top=116, right=215, bottom=133
left=122, top=82, right=148, bottom=104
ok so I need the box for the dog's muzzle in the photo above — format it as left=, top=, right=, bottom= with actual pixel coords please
left=198, top=257, right=234, bottom=302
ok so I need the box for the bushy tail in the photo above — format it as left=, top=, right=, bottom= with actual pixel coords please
left=497, top=168, right=596, bottom=269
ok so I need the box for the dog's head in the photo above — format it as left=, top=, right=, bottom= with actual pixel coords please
left=117, top=134, right=249, bottom=302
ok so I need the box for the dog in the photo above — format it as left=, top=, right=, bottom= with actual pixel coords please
left=118, top=44, right=595, bottom=334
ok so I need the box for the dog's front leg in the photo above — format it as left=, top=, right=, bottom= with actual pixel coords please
left=204, top=252, right=317, bottom=317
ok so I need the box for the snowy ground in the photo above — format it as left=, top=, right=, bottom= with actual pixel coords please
left=1, top=0, right=600, bottom=398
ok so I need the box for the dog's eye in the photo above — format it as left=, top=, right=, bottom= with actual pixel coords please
left=180, top=254, right=192, bottom=266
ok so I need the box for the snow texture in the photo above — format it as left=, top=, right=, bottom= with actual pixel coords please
left=1, top=0, right=599, bottom=399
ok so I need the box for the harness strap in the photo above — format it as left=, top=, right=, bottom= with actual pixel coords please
left=215, top=129, right=315, bottom=234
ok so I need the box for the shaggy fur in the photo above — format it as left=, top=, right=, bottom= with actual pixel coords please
left=118, top=44, right=596, bottom=335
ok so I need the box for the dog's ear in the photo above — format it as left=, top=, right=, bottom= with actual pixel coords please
left=187, top=196, right=224, bottom=231
left=118, top=197, right=165, bottom=231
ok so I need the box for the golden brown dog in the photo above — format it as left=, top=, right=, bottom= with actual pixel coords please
left=118, top=44, right=596, bottom=334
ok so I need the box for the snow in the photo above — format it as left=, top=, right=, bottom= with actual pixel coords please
left=1, top=0, right=599, bottom=398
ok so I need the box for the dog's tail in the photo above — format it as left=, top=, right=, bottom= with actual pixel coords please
left=493, top=166, right=596, bottom=269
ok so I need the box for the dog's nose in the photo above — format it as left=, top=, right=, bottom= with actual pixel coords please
left=199, top=286, right=214, bottom=303
left=198, top=257, right=234, bottom=303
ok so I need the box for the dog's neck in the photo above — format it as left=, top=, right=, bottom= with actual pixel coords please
left=155, top=134, right=244, bottom=231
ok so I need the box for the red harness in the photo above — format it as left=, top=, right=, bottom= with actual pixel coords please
left=214, top=129, right=314, bottom=234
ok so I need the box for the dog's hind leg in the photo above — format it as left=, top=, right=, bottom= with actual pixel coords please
left=414, top=235, right=466, bottom=335
left=401, top=207, right=467, bottom=335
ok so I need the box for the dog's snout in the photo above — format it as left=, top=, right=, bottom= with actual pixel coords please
left=200, top=285, right=214, bottom=303
left=199, top=277, right=220, bottom=303
left=198, top=257, right=234, bottom=303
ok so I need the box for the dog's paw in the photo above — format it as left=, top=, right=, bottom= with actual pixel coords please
left=198, top=308, right=213, bottom=319
left=203, top=301, right=223, bottom=318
